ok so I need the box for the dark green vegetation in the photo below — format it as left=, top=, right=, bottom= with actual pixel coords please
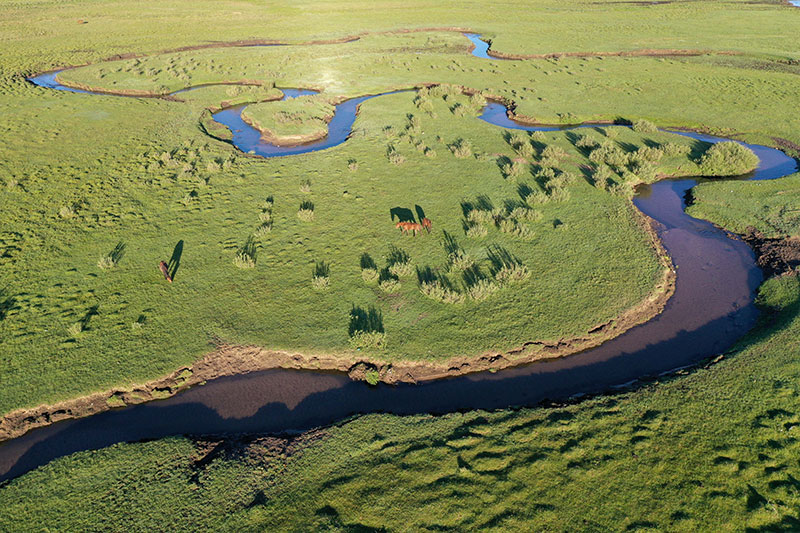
left=2, top=0, right=800, bottom=530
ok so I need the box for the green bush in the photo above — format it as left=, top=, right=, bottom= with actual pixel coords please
left=364, top=369, right=381, bottom=385
left=254, top=222, right=272, bottom=236
left=378, top=268, right=400, bottom=292
left=466, top=277, right=499, bottom=301
left=297, top=201, right=315, bottom=221
left=312, top=261, right=330, bottom=290
left=233, top=236, right=257, bottom=269
left=698, top=141, right=759, bottom=176
left=348, top=305, right=385, bottom=349
left=449, top=138, right=473, bottom=159
left=386, top=246, right=413, bottom=277
left=448, top=249, right=474, bottom=271
left=348, top=331, right=386, bottom=350
left=420, top=280, right=466, bottom=304
left=632, top=118, right=658, bottom=134
left=465, top=222, right=488, bottom=238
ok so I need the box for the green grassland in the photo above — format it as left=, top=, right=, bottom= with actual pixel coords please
left=3, top=79, right=711, bottom=415
left=688, top=174, right=800, bottom=238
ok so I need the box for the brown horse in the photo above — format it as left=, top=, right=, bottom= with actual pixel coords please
left=159, top=261, right=173, bottom=283
left=396, top=221, right=423, bottom=236
left=421, top=217, right=432, bottom=234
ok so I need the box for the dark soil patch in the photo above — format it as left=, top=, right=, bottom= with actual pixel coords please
left=742, top=227, right=800, bottom=278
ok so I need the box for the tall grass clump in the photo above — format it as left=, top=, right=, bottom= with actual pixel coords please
left=501, top=159, right=525, bottom=179
left=498, top=218, right=535, bottom=239
left=378, top=268, right=400, bottom=292
left=59, top=205, right=76, bottom=219
left=387, top=145, right=406, bottom=165
left=311, top=261, right=330, bottom=290
left=539, top=145, right=567, bottom=168
left=360, top=252, right=378, bottom=283
left=443, top=231, right=474, bottom=271
left=463, top=265, right=499, bottom=301
left=698, top=141, right=759, bottom=176
left=449, top=138, right=473, bottom=159
left=632, top=118, right=658, bottom=134
left=67, top=322, right=83, bottom=338
left=465, top=222, right=489, bottom=238
left=297, top=201, right=315, bottom=221
left=387, top=245, right=413, bottom=277
left=488, top=245, right=530, bottom=284
left=417, top=266, right=465, bottom=304
left=97, top=242, right=125, bottom=270
left=233, top=236, right=257, bottom=269
left=348, top=305, right=385, bottom=350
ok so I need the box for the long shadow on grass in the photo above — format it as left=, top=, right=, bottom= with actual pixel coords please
left=389, top=207, right=415, bottom=223
left=168, top=240, right=184, bottom=280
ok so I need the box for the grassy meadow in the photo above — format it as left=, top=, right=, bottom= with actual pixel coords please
left=1, top=0, right=800, bottom=530
left=688, top=174, right=800, bottom=238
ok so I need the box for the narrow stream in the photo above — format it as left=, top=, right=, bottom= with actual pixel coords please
left=7, top=36, right=797, bottom=484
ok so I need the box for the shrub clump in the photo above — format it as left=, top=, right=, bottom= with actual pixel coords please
left=498, top=218, right=535, bottom=240
left=420, top=280, right=466, bottom=304
left=233, top=236, right=257, bottom=269
left=67, top=322, right=83, bottom=338
left=255, top=222, right=272, bottom=236
left=501, top=159, right=525, bottom=179
left=386, top=246, right=413, bottom=277
left=488, top=246, right=530, bottom=285
left=387, top=145, right=406, bottom=165
left=297, top=200, right=315, bottom=221
left=378, top=268, right=401, bottom=292
left=495, top=263, right=530, bottom=284
left=661, top=142, right=691, bottom=157
left=575, top=135, right=599, bottom=150
left=360, top=252, right=378, bottom=283
left=698, top=141, right=759, bottom=176
left=466, top=278, right=499, bottom=301
left=97, top=242, right=125, bottom=270
left=465, top=222, right=488, bottom=238
left=632, top=119, right=658, bottom=134
left=448, top=249, right=474, bottom=271
left=312, top=261, right=330, bottom=290
left=348, top=305, right=385, bottom=350
left=449, top=139, right=473, bottom=159
left=539, top=145, right=567, bottom=168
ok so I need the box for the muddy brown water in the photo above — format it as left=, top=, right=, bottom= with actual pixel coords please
left=9, top=42, right=798, bottom=484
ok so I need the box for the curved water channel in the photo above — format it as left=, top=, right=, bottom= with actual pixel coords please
left=6, top=36, right=797, bottom=483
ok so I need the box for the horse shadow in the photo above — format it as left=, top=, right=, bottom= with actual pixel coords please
left=390, top=207, right=416, bottom=223
left=168, top=240, right=184, bottom=280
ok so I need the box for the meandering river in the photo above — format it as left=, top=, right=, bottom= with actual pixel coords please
left=6, top=34, right=796, bottom=483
